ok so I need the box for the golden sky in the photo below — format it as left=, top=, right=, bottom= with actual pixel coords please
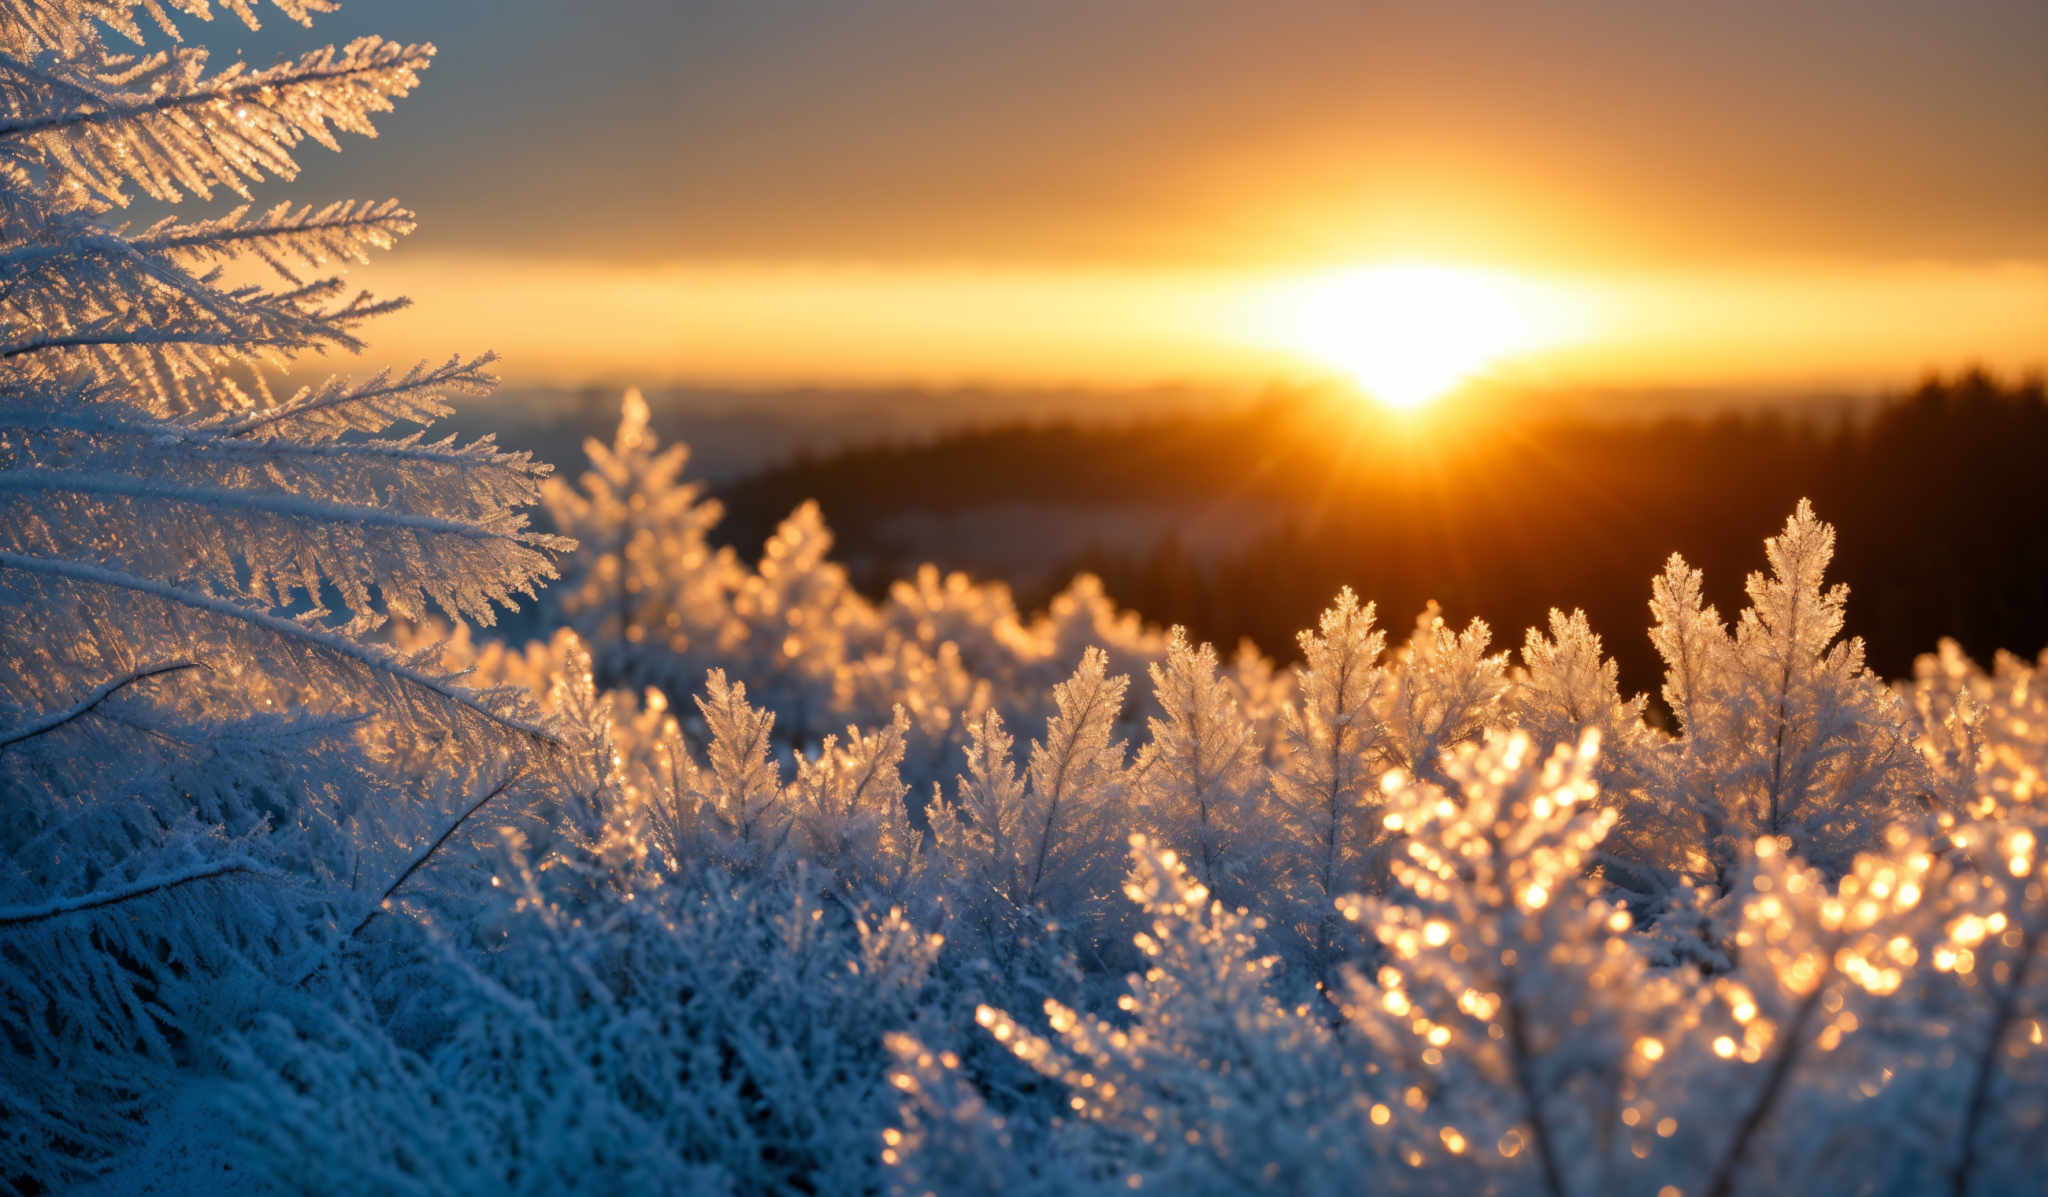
left=237, top=1, right=2046, bottom=394
left=352, top=256, right=2047, bottom=396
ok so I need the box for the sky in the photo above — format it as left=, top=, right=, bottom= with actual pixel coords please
left=208, top=0, right=2046, bottom=396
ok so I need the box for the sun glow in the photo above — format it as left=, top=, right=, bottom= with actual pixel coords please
left=1263, top=264, right=1598, bottom=409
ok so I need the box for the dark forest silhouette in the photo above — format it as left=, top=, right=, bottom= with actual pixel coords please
left=717, top=370, right=2048, bottom=701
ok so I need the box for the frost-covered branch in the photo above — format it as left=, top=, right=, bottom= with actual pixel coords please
left=1951, top=917, right=2040, bottom=1197
left=0, top=549, right=558, bottom=742
left=0, top=468, right=552, bottom=545
left=214, top=355, right=496, bottom=439
left=1700, top=962, right=1833, bottom=1197
left=0, top=658, right=196, bottom=747
left=0, top=37, right=434, bottom=203
left=347, top=767, right=526, bottom=939
left=0, top=855, right=268, bottom=927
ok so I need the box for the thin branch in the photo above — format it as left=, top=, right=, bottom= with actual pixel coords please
left=0, top=328, right=246, bottom=359
left=1500, top=966, right=1571, bottom=1197
left=1951, top=917, right=2042, bottom=1197
left=347, top=767, right=525, bottom=939
left=0, top=856, right=268, bottom=928
left=0, top=659, right=199, bottom=748
left=0, top=397, right=536, bottom=476
left=0, top=550, right=559, bottom=744
left=0, top=53, right=424, bottom=141
left=133, top=206, right=413, bottom=258
left=1485, top=817, right=1572, bottom=1197
left=213, top=354, right=497, bottom=438
left=1703, top=967, right=1833, bottom=1197
left=0, top=468, right=552, bottom=545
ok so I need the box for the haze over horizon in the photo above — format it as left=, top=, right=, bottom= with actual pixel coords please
left=212, top=1, right=2044, bottom=394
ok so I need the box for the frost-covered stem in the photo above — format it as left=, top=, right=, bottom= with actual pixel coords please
left=1764, top=570, right=1803, bottom=835
left=136, top=209, right=407, bottom=255
left=0, top=551, right=559, bottom=743
left=0, top=857, right=267, bottom=927
left=0, top=328, right=246, bottom=358
left=0, top=470, right=548, bottom=545
left=215, top=357, right=495, bottom=436
left=215, top=355, right=495, bottom=436
left=1023, top=778, right=1066, bottom=908
left=1669, top=634, right=1703, bottom=741
left=0, top=233, right=182, bottom=280
left=1500, top=967, right=1569, bottom=1197
left=1951, top=917, right=2042, bottom=1197
left=348, top=768, right=524, bottom=938
left=1488, top=822, right=1569, bottom=1197
left=839, top=751, right=890, bottom=820
left=1703, top=962, right=1833, bottom=1197
left=1024, top=682, right=1106, bottom=906
left=1185, top=698, right=1220, bottom=897
left=0, top=57, right=420, bottom=141
left=1313, top=673, right=1358, bottom=965
left=1766, top=705, right=1790, bottom=834
left=0, top=659, right=198, bottom=748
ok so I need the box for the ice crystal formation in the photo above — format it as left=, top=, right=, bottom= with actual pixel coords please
left=0, top=5, right=2042, bottom=1195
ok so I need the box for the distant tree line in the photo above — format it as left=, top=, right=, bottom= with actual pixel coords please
left=718, top=370, right=2048, bottom=701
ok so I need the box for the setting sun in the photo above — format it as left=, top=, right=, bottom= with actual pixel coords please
left=1262, top=264, right=1598, bottom=409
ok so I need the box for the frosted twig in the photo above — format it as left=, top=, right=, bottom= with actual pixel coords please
left=0, top=856, right=269, bottom=927
left=0, top=660, right=199, bottom=749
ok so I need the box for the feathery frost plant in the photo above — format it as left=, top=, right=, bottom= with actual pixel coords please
left=1132, top=628, right=1270, bottom=909
left=893, top=834, right=1369, bottom=1196
left=927, top=649, right=1132, bottom=969
left=0, top=0, right=565, bottom=1184
left=1336, top=733, right=1673, bottom=1197
left=1611, top=501, right=1930, bottom=945
left=1380, top=603, right=1509, bottom=784
left=1268, top=586, right=1389, bottom=980
left=541, top=386, right=740, bottom=702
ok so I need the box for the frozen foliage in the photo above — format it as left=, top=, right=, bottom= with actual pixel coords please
left=926, top=650, right=1131, bottom=970
left=205, top=863, right=947, bottom=1196
left=3, top=12, right=2041, bottom=1192
left=24, top=360, right=2048, bottom=1196
left=914, top=835, right=1372, bottom=1195
left=1599, top=502, right=1933, bottom=954
left=542, top=393, right=1174, bottom=783
left=540, top=386, right=741, bottom=703
left=1269, top=588, right=1388, bottom=980
left=0, top=1, right=567, bottom=1186
left=1130, top=629, right=1270, bottom=909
